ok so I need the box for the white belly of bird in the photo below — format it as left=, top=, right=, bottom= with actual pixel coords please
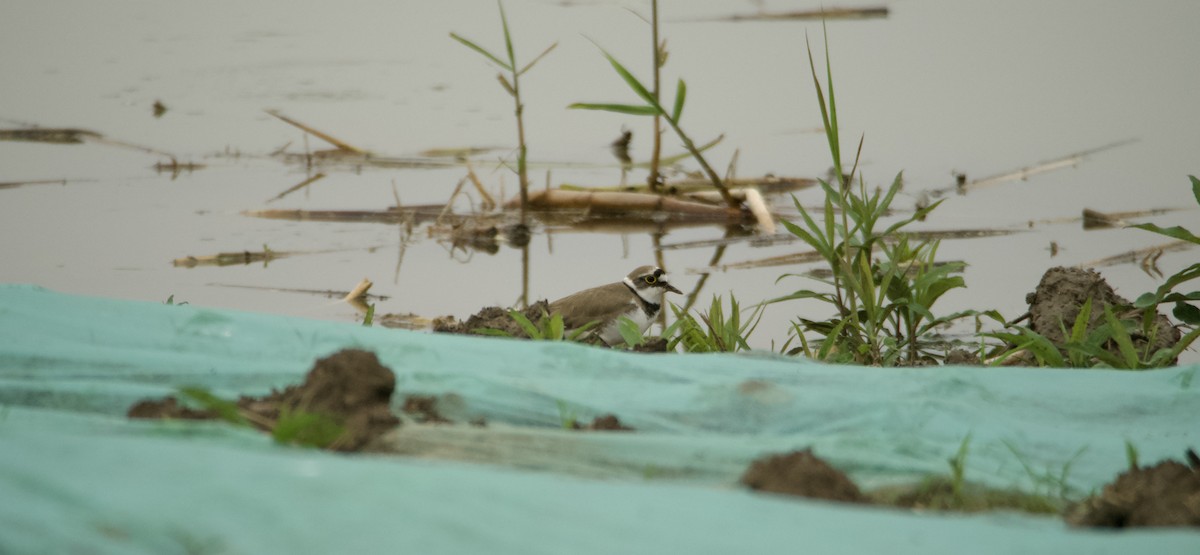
left=598, top=306, right=653, bottom=346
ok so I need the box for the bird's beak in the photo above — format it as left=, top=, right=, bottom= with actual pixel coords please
left=664, top=283, right=682, bottom=295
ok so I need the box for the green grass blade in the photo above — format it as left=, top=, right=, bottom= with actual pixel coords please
left=507, top=309, right=542, bottom=339
left=595, top=44, right=658, bottom=108
left=179, top=387, right=246, bottom=426
left=1128, top=222, right=1200, bottom=245
left=1102, top=304, right=1139, bottom=368
left=1191, top=175, right=1200, bottom=205
left=498, top=0, right=516, bottom=69
left=450, top=33, right=512, bottom=71
left=617, top=316, right=644, bottom=347
left=568, top=102, right=659, bottom=116
left=672, top=79, right=687, bottom=122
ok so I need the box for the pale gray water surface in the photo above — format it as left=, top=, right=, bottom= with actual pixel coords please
left=1, top=0, right=1197, bottom=360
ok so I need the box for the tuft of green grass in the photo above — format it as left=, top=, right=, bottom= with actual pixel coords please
left=665, top=294, right=762, bottom=353
left=177, top=386, right=345, bottom=450
left=556, top=399, right=578, bottom=429
left=475, top=309, right=599, bottom=342
left=271, top=408, right=345, bottom=449
left=772, top=28, right=978, bottom=366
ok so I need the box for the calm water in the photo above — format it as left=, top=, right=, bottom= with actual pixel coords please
left=2, top=0, right=1197, bottom=360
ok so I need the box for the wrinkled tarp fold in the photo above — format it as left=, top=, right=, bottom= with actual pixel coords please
left=1, top=285, right=1197, bottom=553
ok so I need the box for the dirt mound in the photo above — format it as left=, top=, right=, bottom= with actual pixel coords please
left=739, top=449, right=866, bottom=503
left=1067, top=449, right=1200, bottom=528
left=1024, top=266, right=1180, bottom=363
left=433, top=300, right=553, bottom=337
left=569, top=413, right=635, bottom=431
left=129, top=349, right=399, bottom=452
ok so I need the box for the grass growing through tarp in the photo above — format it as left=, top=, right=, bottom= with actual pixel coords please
left=178, top=387, right=345, bottom=449
left=770, top=29, right=985, bottom=366
left=870, top=434, right=1065, bottom=514
left=451, top=0, right=557, bottom=226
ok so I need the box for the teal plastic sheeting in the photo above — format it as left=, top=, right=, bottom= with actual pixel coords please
left=1, top=284, right=1198, bottom=553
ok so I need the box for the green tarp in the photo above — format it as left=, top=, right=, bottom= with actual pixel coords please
left=1, top=285, right=1197, bottom=553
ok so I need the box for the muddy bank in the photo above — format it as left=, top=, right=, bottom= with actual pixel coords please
left=741, top=448, right=1200, bottom=529
left=1067, top=449, right=1200, bottom=528
left=129, top=349, right=399, bottom=451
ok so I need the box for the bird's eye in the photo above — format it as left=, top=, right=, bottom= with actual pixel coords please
left=644, top=275, right=657, bottom=284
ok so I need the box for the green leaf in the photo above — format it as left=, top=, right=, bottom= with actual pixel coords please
left=617, top=316, right=645, bottom=347
left=1191, top=175, right=1200, bottom=206
left=566, top=320, right=601, bottom=341
left=472, top=328, right=513, bottom=337
left=1174, top=301, right=1200, bottom=325
left=498, top=0, right=516, bottom=68
left=546, top=313, right=565, bottom=340
left=672, top=79, right=687, bottom=122
left=567, top=102, right=659, bottom=116
left=272, top=409, right=344, bottom=448
left=1128, top=222, right=1200, bottom=245
left=507, top=309, right=542, bottom=339
left=450, top=33, right=512, bottom=71
left=179, top=387, right=246, bottom=426
left=593, top=43, right=659, bottom=108
left=1102, top=304, right=1139, bottom=369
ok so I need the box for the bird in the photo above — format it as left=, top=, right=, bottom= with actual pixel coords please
left=548, top=265, right=683, bottom=346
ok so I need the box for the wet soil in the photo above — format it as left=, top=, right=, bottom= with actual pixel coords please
left=1022, top=266, right=1181, bottom=363
left=433, top=300, right=553, bottom=338
left=572, top=414, right=635, bottom=432
left=742, top=447, right=1200, bottom=528
left=129, top=349, right=399, bottom=452
left=739, top=449, right=867, bottom=503
left=1067, top=449, right=1200, bottom=528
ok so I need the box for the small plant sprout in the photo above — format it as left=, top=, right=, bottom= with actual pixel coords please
left=475, top=309, right=599, bottom=342
left=1125, top=439, right=1140, bottom=471
left=665, top=294, right=762, bottom=353
left=556, top=399, right=578, bottom=429
left=451, top=1, right=557, bottom=226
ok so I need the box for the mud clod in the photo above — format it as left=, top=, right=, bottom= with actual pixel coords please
left=1024, top=266, right=1180, bottom=363
left=740, top=449, right=866, bottom=503
left=402, top=394, right=452, bottom=424
left=128, top=348, right=399, bottom=452
left=581, top=414, right=634, bottom=431
left=434, top=300, right=553, bottom=338
left=1067, top=449, right=1200, bottom=528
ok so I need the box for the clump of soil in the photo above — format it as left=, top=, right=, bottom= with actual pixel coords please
left=1022, top=266, right=1180, bottom=363
left=1066, top=449, right=1200, bottom=528
left=402, top=394, right=451, bottom=424
left=570, top=413, right=634, bottom=431
left=129, top=349, right=400, bottom=452
left=944, top=348, right=981, bottom=366
left=128, top=397, right=217, bottom=420
left=739, top=449, right=866, bottom=503
left=433, top=300, right=553, bottom=337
